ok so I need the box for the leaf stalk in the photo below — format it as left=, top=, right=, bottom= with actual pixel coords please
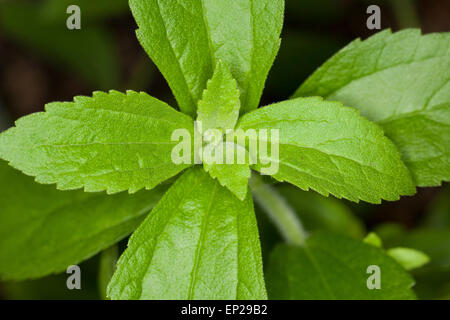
left=249, top=174, right=307, bottom=246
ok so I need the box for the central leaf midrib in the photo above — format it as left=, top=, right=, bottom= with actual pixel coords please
left=240, top=0, right=256, bottom=110
left=200, top=0, right=216, bottom=70
left=49, top=105, right=192, bottom=128
left=130, top=172, right=203, bottom=300
left=304, top=246, right=337, bottom=299
left=154, top=0, right=197, bottom=111
left=325, top=54, right=448, bottom=100
left=187, top=181, right=218, bottom=299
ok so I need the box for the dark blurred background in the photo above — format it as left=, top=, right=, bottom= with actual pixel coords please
left=0, top=0, right=449, bottom=300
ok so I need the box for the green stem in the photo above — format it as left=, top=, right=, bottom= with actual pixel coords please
left=391, top=0, right=420, bottom=29
left=249, top=174, right=307, bottom=246
left=98, top=244, right=119, bottom=300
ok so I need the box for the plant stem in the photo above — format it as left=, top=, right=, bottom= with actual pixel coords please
left=391, top=0, right=420, bottom=29
left=98, top=244, right=119, bottom=300
left=249, top=174, right=307, bottom=246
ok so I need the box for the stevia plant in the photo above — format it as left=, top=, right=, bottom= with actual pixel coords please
left=0, top=0, right=449, bottom=300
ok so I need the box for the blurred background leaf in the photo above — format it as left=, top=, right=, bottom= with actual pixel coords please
left=40, top=0, right=128, bottom=24
left=0, top=1, right=120, bottom=90
left=1, top=257, right=100, bottom=300
left=376, top=187, right=450, bottom=299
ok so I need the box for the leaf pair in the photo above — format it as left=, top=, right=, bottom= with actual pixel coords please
left=0, top=91, right=417, bottom=204
left=130, top=0, right=284, bottom=116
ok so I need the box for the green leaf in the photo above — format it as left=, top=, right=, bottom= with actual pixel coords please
left=423, top=185, right=450, bottom=229
left=237, top=97, right=416, bottom=203
left=107, top=168, right=266, bottom=300
left=294, top=29, right=450, bottom=187
left=0, top=1, right=120, bottom=90
left=364, top=232, right=383, bottom=248
left=381, top=103, right=450, bottom=186
left=197, top=60, right=241, bottom=133
left=387, top=247, right=430, bottom=271
left=203, top=142, right=251, bottom=200
left=266, top=233, right=416, bottom=300
left=130, top=0, right=284, bottom=115
left=0, top=160, right=167, bottom=280
left=0, top=90, right=194, bottom=194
